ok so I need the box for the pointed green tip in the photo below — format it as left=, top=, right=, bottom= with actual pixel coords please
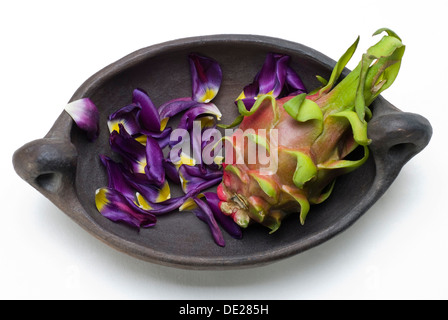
left=373, top=28, right=402, bottom=41
left=268, top=222, right=281, bottom=234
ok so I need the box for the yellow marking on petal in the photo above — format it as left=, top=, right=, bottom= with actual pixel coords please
left=180, top=152, right=196, bottom=166
left=107, top=120, right=122, bottom=133
left=236, top=91, right=246, bottom=101
left=136, top=193, right=152, bottom=210
left=136, top=159, right=147, bottom=174
left=200, top=116, right=216, bottom=128
left=178, top=171, right=188, bottom=193
left=160, top=117, right=169, bottom=131
left=95, top=188, right=109, bottom=212
left=179, top=198, right=197, bottom=211
left=179, top=194, right=205, bottom=211
left=155, top=181, right=171, bottom=203
left=134, top=134, right=147, bottom=145
left=173, top=152, right=196, bottom=167
left=200, top=88, right=217, bottom=103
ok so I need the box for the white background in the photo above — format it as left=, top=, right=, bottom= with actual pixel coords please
left=1, top=0, right=447, bottom=300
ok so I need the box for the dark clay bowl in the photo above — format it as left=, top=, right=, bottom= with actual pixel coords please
left=12, top=35, right=432, bottom=269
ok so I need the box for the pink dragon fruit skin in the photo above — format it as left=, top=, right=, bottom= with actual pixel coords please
left=218, top=29, right=405, bottom=232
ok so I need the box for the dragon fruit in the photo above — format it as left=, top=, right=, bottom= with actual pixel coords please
left=217, top=28, right=405, bottom=232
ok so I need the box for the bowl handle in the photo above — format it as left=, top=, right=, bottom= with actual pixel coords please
left=12, top=138, right=78, bottom=195
left=368, top=110, right=432, bottom=177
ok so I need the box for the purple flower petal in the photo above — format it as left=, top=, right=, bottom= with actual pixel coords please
left=235, top=53, right=307, bottom=106
left=178, top=164, right=222, bottom=195
left=189, top=53, right=222, bottom=103
left=158, top=97, right=202, bottom=122
left=132, top=180, right=171, bottom=204
left=177, top=103, right=222, bottom=132
left=99, top=155, right=135, bottom=200
left=193, top=197, right=225, bottom=247
left=95, top=187, right=157, bottom=229
left=257, top=53, right=289, bottom=97
left=107, top=103, right=142, bottom=136
left=109, top=125, right=147, bottom=175
left=163, top=158, right=181, bottom=184
left=238, top=97, right=257, bottom=111
left=100, top=155, right=170, bottom=204
left=242, top=81, right=260, bottom=100
left=138, top=194, right=191, bottom=215
left=181, top=164, right=223, bottom=180
left=147, top=126, right=172, bottom=149
left=285, top=66, right=307, bottom=95
left=65, top=98, right=99, bottom=141
left=144, top=126, right=172, bottom=139
left=144, top=135, right=165, bottom=187
left=203, top=192, right=242, bottom=239
left=133, top=88, right=161, bottom=132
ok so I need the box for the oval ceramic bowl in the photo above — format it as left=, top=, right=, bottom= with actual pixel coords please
left=13, top=35, right=432, bottom=269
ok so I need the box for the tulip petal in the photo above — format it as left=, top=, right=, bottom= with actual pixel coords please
left=158, top=97, right=203, bottom=129
left=178, top=164, right=223, bottom=195
left=100, top=154, right=170, bottom=204
left=133, top=88, right=161, bottom=132
left=99, top=155, right=135, bottom=200
left=285, top=66, right=307, bottom=95
left=137, top=127, right=173, bottom=149
left=144, top=135, right=165, bottom=187
left=235, top=53, right=307, bottom=108
left=181, top=164, right=223, bottom=180
left=136, top=193, right=191, bottom=215
left=129, top=178, right=171, bottom=204
left=258, top=53, right=289, bottom=97
left=178, top=194, right=204, bottom=211
left=240, top=81, right=259, bottom=101
left=109, top=125, right=147, bottom=175
left=189, top=53, right=222, bottom=103
left=163, top=158, right=181, bottom=184
left=65, top=98, right=99, bottom=141
left=193, top=197, right=225, bottom=247
left=107, top=103, right=141, bottom=135
left=177, top=103, right=222, bottom=132
left=95, top=187, right=157, bottom=229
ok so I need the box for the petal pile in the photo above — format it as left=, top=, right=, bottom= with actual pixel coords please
left=92, top=53, right=240, bottom=246
left=235, top=53, right=307, bottom=110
